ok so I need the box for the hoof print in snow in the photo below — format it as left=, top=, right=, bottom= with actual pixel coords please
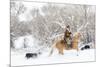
left=25, top=53, right=37, bottom=59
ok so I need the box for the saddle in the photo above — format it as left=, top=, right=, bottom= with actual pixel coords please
left=64, top=38, right=72, bottom=48
left=64, top=30, right=72, bottom=48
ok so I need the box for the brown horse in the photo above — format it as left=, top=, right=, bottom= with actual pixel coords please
left=49, top=32, right=81, bottom=56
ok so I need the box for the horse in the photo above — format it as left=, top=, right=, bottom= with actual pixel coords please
left=49, top=32, right=81, bottom=56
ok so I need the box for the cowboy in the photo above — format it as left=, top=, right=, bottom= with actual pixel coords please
left=64, top=25, right=72, bottom=48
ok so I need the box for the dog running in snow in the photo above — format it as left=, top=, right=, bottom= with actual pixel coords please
left=25, top=52, right=41, bottom=59
left=81, top=45, right=90, bottom=50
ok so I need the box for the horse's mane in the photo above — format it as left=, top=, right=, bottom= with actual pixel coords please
left=60, top=40, right=65, bottom=44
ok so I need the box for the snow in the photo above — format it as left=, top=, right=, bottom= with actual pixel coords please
left=11, top=49, right=95, bottom=66
left=17, top=1, right=46, bottom=22
left=13, top=35, right=39, bottom=49
left=14, top=37, right=25, bottom=49
left=11, top=34, right=95, bottom=66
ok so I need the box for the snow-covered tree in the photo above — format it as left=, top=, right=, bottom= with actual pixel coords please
left=10, top=1, right=95, bottom=49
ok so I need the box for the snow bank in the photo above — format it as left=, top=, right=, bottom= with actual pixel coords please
left=11, top=49, right=95, bottom=66
left=13, top=35, right=39, bottom=49
left=24, top=35, right=38, bottom=48
left=14, top=37, right=25, bottom=49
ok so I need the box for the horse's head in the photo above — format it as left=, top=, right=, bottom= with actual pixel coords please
left=73, top=32, right=81, bottom=40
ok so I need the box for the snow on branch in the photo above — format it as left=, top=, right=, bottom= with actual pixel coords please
left=48, top=33, right=64, bottom=41
left=77, top=22, right=89, bottom=32
left=54, top=21, right=66, bottom=29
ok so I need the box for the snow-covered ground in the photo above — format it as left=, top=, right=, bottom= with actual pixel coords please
left=11, top=49, right=95, bottom=66
left=11, top=35, right=95, bottom=66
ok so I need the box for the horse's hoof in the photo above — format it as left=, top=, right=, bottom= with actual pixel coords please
left=77, top=54, right=79, bottom=56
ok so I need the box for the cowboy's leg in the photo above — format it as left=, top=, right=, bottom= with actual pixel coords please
left=67, top=38, right=72, bottom=48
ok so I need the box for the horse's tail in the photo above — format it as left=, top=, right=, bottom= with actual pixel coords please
left=48, top=48, right=54, bottom=56
left=48, top=43, right=55, bottom=56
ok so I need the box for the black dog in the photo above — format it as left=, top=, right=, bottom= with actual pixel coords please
left=81, top=45, right=90, bottom=50
left=25, top=52, right=42, bottom=59
left=25, top=53, right=37, bottom=59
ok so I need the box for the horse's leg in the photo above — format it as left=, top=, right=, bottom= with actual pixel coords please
left=76, top=46, right=79, bottom=56
left=59, top=48, right=64, bottom=55
left=61, top=49, right=64, bottom=55
left=73, top=44, right=79, bottom=56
